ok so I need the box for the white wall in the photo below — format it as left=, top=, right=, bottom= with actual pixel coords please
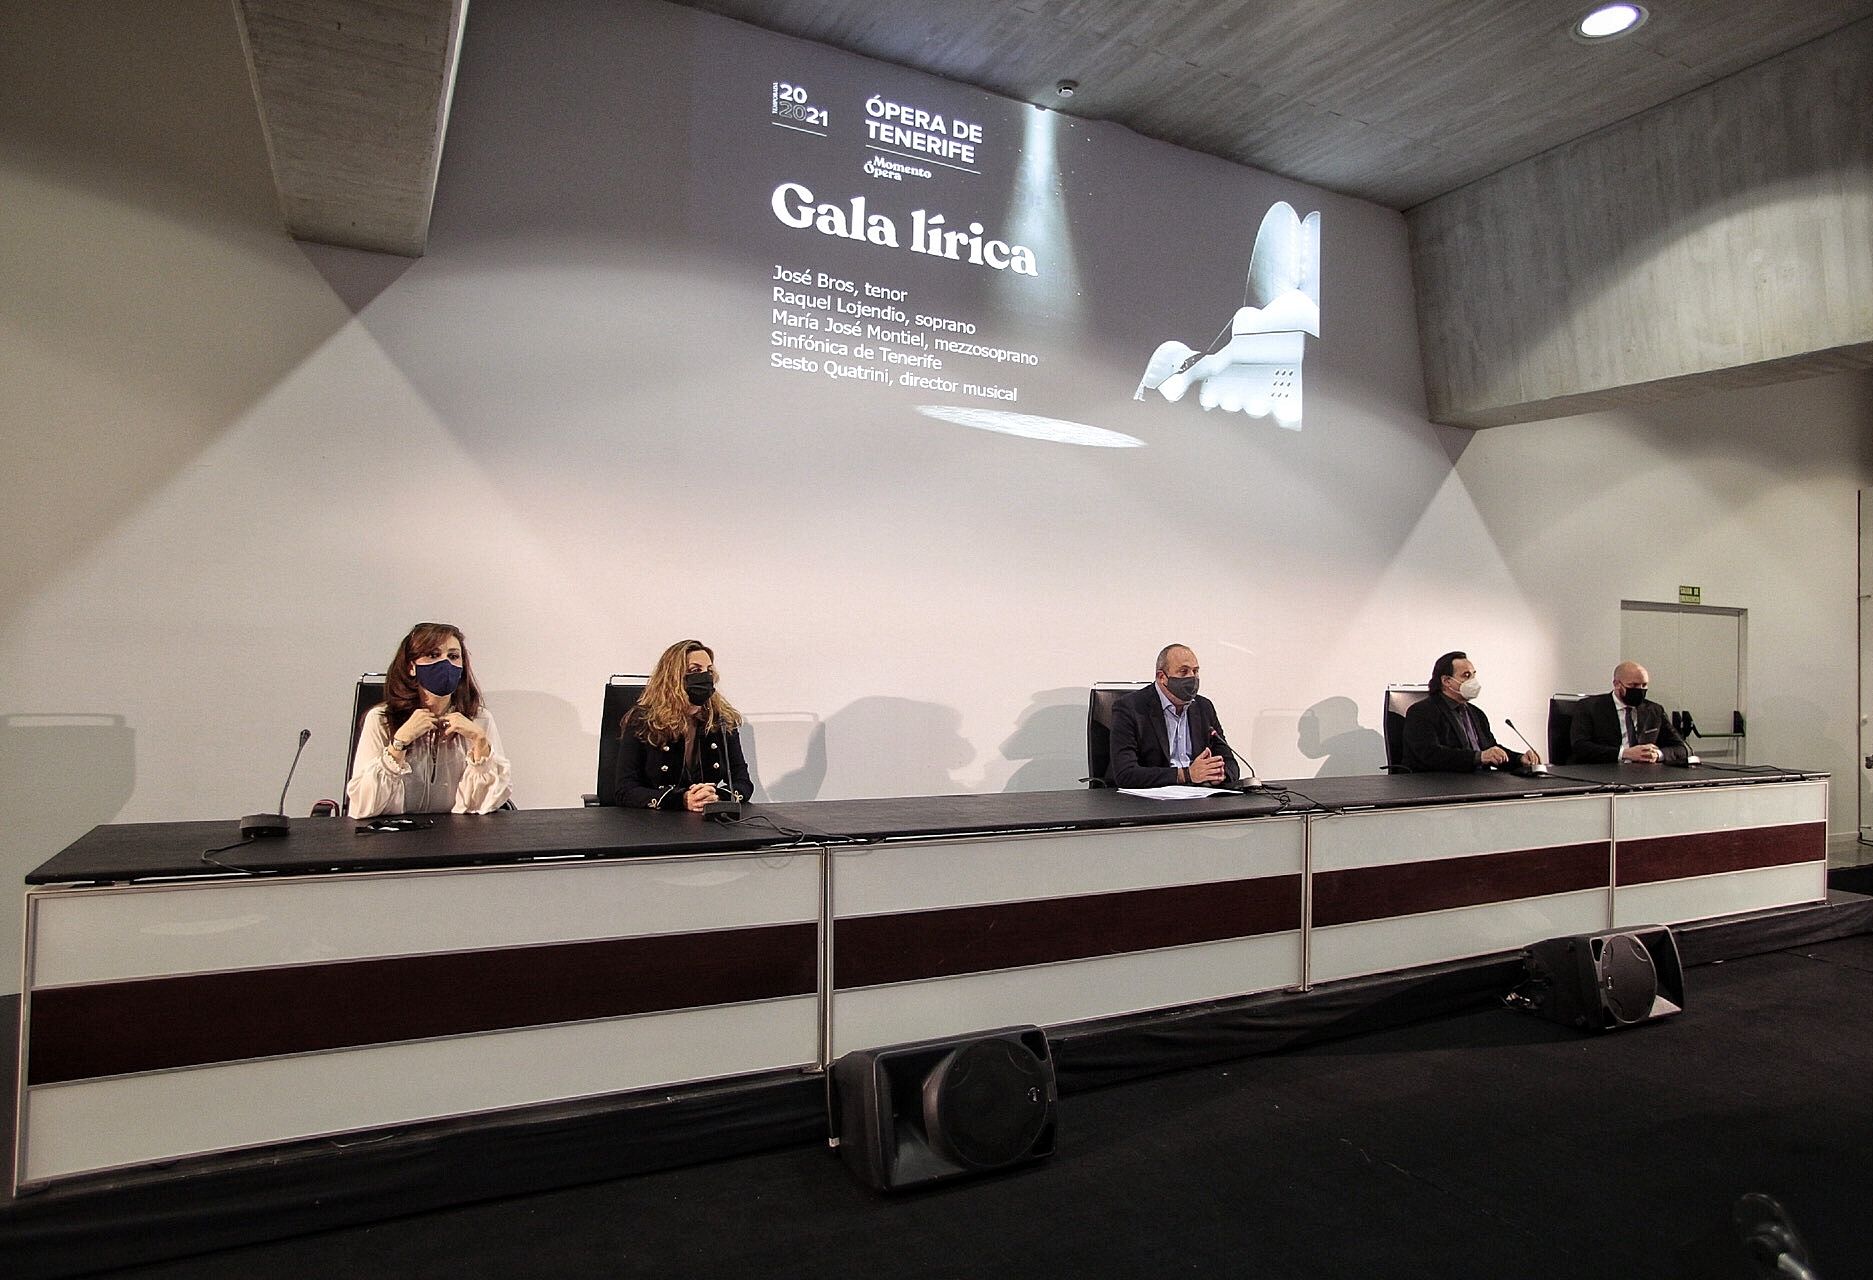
left=1453, top=370, right=1873, bottom=836
left=1, top=0, right=1866, bottom=997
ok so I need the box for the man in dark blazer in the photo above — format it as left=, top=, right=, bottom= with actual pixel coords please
left=1106, top=643, right=1241, bottom=788
left=1403, top=650, right=1541, bottom=773
left=1570, top=661, right=1689, bottom=764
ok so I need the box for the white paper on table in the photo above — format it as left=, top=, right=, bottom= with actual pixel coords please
left=1117, top=785, right=1234, bottom=800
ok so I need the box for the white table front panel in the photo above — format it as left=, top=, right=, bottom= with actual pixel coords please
left=1613, top=862, right=1829, bottom=928
left=829, top=932, right=1302, bottom=1057
left=1309, top=796, right=1609, bottom=874
left=1309, top=889, right=1610, bottom=985
left=20, top=994, right=818, bottom=1187
left=1613, top=781, right=1827, bottom=840
left=831, top=817, right=1304, bottom=917
left=31, top=851, right=821, bottom=987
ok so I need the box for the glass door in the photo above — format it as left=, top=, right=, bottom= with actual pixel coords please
left=1620, top=601, right=1746, bottom=764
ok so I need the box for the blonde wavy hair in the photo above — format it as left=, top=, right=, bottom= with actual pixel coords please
left=625, top=639, right=742, bottom=747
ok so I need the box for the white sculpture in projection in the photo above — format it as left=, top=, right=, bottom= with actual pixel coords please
left=1133, top=201, right=1320, bottom=430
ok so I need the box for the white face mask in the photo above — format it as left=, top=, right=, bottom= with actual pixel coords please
left=1457, top=677, right=1482, bottom=701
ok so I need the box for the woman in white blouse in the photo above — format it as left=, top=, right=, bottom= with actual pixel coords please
left=346, top=622, right=512, bottom=817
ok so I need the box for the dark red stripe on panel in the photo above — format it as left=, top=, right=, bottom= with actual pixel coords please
left=29, top=923, right=817, bottom=1086
left=833, top=875, right=1301, bottom=989
left=1618, top=822, right=1826, bottom=886
left=1312, top=843, right=1610, bottom=928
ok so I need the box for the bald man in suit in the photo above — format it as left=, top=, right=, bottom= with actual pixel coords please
left=1570, top=661, right=1689, bottom=765
left=1106, top=643, right=1241, bottom=788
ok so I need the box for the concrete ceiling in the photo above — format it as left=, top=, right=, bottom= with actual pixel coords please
left=238, top=0, right=1873, bottom=246
left=670, top=0, right=1873, bottom=210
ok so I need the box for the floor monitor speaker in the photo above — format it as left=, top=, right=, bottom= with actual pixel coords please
left=1522, top=925, right=1684, bottom=1032
left=830, top=1026, right=1057, bottom=1191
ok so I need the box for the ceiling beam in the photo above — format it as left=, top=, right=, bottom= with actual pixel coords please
left=234, top=0, right=467, bottom=257
left=1408, top=19, right=1873, bottom=428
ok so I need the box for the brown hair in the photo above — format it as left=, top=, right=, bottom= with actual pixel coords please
left=625, top=639, right=742, bottom=747
left=1430, top=650, right=1467, bottom=692
left=382, top=622, right=484, bottom=734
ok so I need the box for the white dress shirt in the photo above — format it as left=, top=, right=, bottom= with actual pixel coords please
left=346, top=704, right=512, bottom=817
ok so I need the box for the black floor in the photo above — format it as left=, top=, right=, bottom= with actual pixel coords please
left=71, top=934, right=1873, bottom=1280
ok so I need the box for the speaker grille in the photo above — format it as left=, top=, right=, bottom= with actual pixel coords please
left=921, top=1039, right=1051, bottom=1170
left=1597, top=932, right=1660, bottom=1026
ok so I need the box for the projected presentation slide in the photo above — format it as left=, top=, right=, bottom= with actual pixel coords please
left=681, top=25, right=1323, bottom=447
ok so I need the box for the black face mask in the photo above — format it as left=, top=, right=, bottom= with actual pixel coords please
left=684, top=671, right=716, bottom=706
left=1164, top=675, right=1199, bottom=703
left=1618, top=685, right=1648, bottom=707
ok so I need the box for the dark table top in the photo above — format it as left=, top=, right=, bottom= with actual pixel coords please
left=1541, top=761, right=1824, bottom=791
left=1271, top=770, right=1598, bottom=810
left=24, top=764, right=1824, bottom=886
left=1278, top=762, right=1821, bottom=811
left=23, top=805, right=833, bottom=885
left=763, top=787, right=1286, bottom=841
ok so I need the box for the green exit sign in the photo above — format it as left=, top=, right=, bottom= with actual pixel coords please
left=1679, top=585, right=1701, bottom=605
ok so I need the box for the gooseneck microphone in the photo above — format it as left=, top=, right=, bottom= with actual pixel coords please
left=1500, top=719, right=1550, bottom=776
left=700, top=700, right=741, bottom=820
left=1208, top=726, right=1264, bottom=791
left=701, top=715, right=746, bottom=820
left=241, top=728, right=311, bottom=839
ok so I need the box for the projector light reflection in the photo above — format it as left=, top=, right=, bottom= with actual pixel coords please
left=915, top=406, right=1144, bottom=448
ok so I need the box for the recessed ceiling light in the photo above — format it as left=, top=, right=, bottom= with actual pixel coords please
left=1055, top=80, right=1078, bottom=98
left=1573, top=4, right=1647, bottom=41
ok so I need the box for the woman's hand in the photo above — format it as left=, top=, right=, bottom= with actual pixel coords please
left=392, top=709, right=439, bottom=750
left=683, top=783, right=718, bottom=813
left=440, top=712, right=490, bottom=763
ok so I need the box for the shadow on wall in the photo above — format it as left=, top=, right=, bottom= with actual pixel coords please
left=767, top=698, right=974, bottom=801
left=1298, top=697, right=1387, bottom=777
left=0, top=714, right=136, bottom=871
left=299, top=242, right=418, bottom=316
left=742, top=713, right=824, bottom=804
left=0, top=0, right=362, bottom=633
left=484, top=690, right=593, bottom=810
left=1000, top=687, right=1090, bottom=793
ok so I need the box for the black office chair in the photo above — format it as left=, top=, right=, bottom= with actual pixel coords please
left=1547, top=693, right=1589, bottom=766
left=340, top=674, right=388, bottom=813
left=584, top=675, right=650, bottom=806
left=1085, top=682, right=1149, bottom=787
left=1381, top=685, right=1430, bottom=773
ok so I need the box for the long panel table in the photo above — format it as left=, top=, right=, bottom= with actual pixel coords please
left=14, top=766, right=1828, bottom=1190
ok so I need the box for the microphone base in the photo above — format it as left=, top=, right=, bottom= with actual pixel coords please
left=701, top=799, right=745, bottom=821
left=239, top=813, right=290, bottom=839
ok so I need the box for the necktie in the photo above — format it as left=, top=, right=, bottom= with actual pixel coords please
left=1625, top=706, right=1638, bottom=745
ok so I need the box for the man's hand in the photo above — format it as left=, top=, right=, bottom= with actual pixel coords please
left=1188, top=749, right=1227, bottom=785
left=1621, top=744, right=1661, bottom=763
left=1521, top=749, right=1543, bottom=768
left=1479, top=746, right=1511, bottom=767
